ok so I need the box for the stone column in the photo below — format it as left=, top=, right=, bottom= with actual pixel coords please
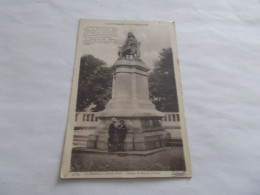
left=112, top=74, right=116, bottom=99
left=131, top=70, right=137, bottom=108
left=131, top=71, right=137, bottom=99
left=137, top=42, right=141, bottom=58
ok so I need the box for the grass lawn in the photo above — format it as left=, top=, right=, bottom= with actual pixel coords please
left=71, top=147, right=186, bottom=172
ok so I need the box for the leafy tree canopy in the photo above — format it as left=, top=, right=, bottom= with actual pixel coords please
left=76, top=55, right=113, bottom=112
left=148, top=48, right=179, bottom=112
left=77, top=50, right=178, bottom=113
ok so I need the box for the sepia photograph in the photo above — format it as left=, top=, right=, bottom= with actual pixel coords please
left=61, top=19, right=191, bottom=178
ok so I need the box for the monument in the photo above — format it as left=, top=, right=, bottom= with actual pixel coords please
left=87, top=32, right=170, bottom=151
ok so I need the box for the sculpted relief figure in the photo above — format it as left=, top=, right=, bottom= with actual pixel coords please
left=118, top=32, right=140, bottom=59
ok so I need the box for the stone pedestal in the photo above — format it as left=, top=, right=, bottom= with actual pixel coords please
left=94, top=117, right=170, bottom=151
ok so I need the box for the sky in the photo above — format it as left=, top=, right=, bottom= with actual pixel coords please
left=79, top=20, right=173, bottom=68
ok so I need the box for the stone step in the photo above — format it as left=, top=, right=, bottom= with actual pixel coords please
left=73, top=141, right=87, bottom=147
left=166, top=139, right=183, bottom=147
left=73, top=144, right=87, bottom=148
left=72, top=146, right=171, bottom=156
left=73, top=140, right=87, bottom=144
left=73, top=137, right=87, bottom=142
left=73, top=135, right=89, bottom=139
left=169, top=138, right=182, bottom=142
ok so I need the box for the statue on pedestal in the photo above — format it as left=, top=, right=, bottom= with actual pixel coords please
left=118, top=32, right=140, bottom=59
left=87, top=32, right=170, bottom=151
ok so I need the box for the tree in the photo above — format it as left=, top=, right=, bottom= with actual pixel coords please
left=76, top=55, right=113, bottom=112
left=148, top=48, right=179, bottom=112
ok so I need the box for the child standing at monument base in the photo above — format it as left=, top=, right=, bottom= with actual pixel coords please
left=117, top=120, right=127, bottom=151
left=108, top=118, right=117, bottom=152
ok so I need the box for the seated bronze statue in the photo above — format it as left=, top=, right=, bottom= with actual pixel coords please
left=118, top=32, right=140, bottom=58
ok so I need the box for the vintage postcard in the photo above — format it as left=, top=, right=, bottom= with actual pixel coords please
left=60, top=19, right=191, bottom=178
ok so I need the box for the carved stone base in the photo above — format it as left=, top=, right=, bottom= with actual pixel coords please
left=85, top=117, right=170, bottom=151
left=96, top=130, right=170, bottom=151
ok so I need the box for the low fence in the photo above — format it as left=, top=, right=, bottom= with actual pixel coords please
left=74, top=112, right=180, bottom=128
